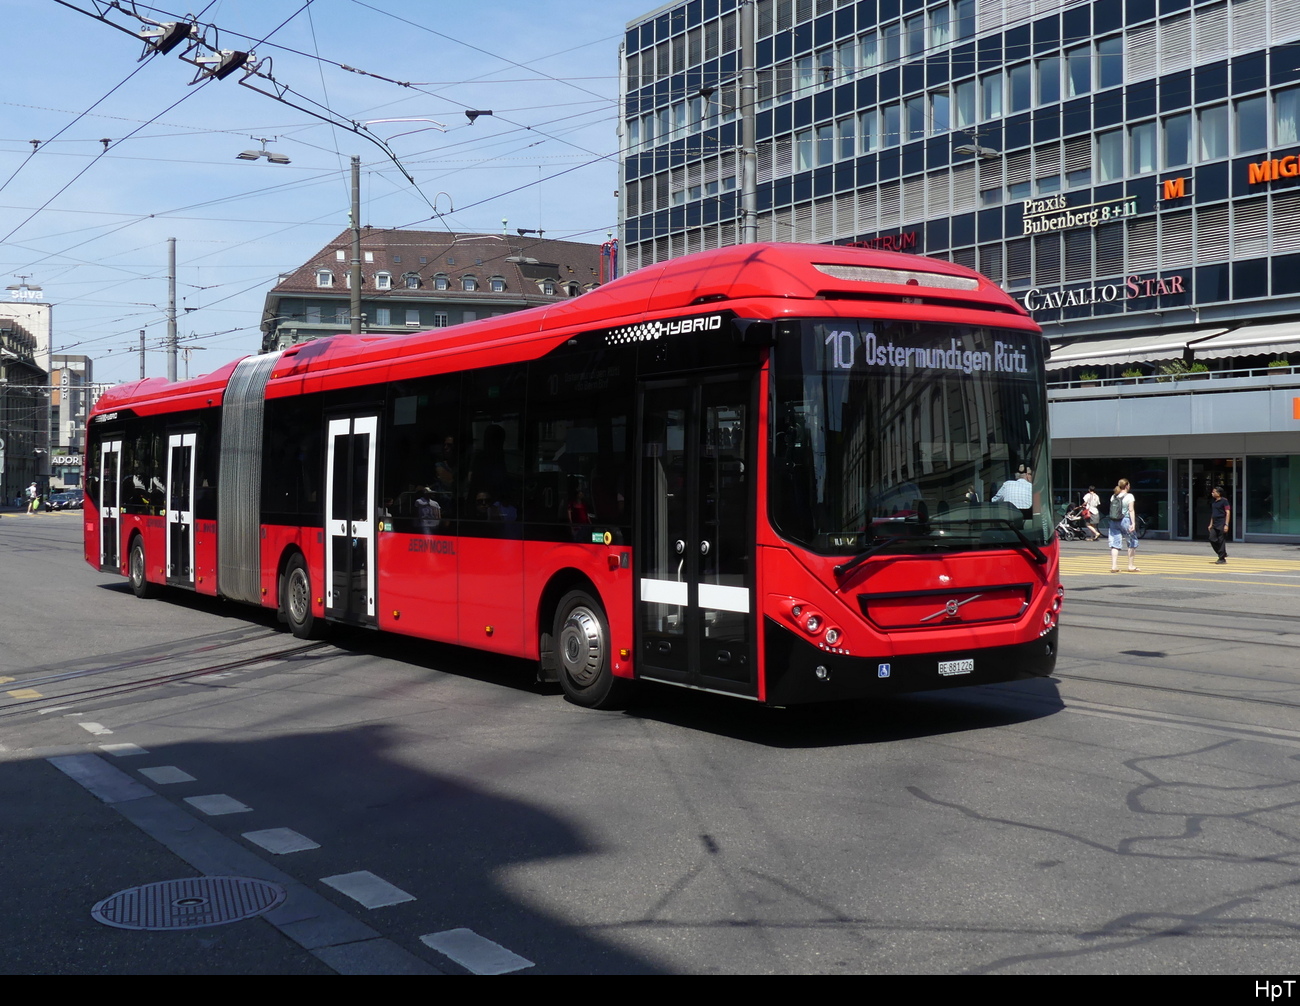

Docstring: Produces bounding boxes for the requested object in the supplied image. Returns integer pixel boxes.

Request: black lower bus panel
[762,617,1058,706]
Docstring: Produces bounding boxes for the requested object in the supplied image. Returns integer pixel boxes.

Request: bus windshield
[770,318,1051,555]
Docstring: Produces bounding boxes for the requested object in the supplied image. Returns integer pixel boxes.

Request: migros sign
[1247,154,1300,184]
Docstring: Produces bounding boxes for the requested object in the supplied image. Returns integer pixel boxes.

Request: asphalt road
[2,511,1298,975]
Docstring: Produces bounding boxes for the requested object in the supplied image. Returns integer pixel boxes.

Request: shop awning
[1045,328,1228,371]
[1187,320,1300,361]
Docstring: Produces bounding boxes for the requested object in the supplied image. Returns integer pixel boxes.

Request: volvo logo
[919,593,983,623]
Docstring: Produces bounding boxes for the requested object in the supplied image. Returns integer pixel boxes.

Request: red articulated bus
[85,242,1060,708]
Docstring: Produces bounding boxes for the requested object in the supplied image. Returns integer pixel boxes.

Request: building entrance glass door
[1175,458,1239,540]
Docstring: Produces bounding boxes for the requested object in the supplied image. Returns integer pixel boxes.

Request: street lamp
[236,138,290,164]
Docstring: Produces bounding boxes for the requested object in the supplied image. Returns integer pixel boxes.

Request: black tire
[128,536,157,599]
[281,554,324,639]
[554,589,626,709]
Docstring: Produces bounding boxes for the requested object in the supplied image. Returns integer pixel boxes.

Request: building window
[955,0,975,41]
[463,311,476,324]
[306,306,321,323]
[930,90,951,133]
[860,109,879,152]
[905,96,926,141]
[795,55,815,95]
[406,309,421,327]
[335,307,349,326]
[489,276,506,292]
[434,273,449,291]
[795,128,813,170]
[1163,113,1191,168]
[1235,95,1268,154]
[929,6,951,48]
[1097,129,1123,181]
[882,22,901,65]
[836,116,856,159]
[1037,56,1060,105]
[904,14,925,58]
[1130,121,1156,174]
[883,104,901,147]
[816,123,835,164]
[1097,36,1123,90]
[541,281,556,296]
[628,117,641,151]
[981,71,1003,121]
[462,276,478,292]
[860,31,878,71]
[1279,87,1300,145]
[1199,104,1229,160]
[375,308,391,326]
[816,49,835,88]
[954,79,975,129]
[433,312,449,327]
[405,273,421,289]
[1008,63,1031,113]
[335,250,345,261]
[364,251,374,263]
[836,39,856,80]
[1065,45,1091,98]
[392,255,401,264]
[316,270,333,287]
[375,271,392,290]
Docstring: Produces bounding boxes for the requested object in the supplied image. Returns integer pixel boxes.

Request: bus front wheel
[282,554,324,640]
[128,537,157,599]
[554,590,626,709]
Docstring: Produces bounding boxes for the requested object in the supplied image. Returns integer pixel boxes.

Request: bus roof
[92,243,1035,414]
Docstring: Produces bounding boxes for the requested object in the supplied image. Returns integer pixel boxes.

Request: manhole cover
[91,877,286,930]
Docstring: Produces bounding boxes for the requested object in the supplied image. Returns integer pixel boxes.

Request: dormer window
[489,276,505,293]
[541,280,556,296]
[316,269,333,287]
[403,272,421,289]
[375,271,392,290]
[462,275,478,292]
[434,273,449,291]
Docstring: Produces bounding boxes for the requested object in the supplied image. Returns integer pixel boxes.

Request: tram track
[1052,669,1300,711]
[0,640,331,717]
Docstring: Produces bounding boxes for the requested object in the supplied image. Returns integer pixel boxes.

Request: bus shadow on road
[622,676,1065,749]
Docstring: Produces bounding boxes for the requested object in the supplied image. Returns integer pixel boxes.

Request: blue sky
[1,0,651,383]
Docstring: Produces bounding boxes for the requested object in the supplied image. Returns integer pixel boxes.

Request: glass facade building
[617,0,1300,541]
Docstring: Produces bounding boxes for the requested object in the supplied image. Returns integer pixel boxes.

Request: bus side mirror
[732,319,775,348]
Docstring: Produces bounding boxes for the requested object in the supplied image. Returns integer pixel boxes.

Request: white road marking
[420,929,534,974]
[242,827,320,855]
[138,765,195,784]
[100,743,147,757]
[320,871,415,908]
[38,706,73,714]
[183,793,252,815]
[78,722,112,736]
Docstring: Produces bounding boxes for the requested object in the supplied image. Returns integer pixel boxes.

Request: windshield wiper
[833,531,931,579]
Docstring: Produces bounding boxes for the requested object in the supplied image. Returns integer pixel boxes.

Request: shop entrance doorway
[1175,458,1240,541]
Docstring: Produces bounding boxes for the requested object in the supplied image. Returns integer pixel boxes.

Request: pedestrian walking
[25,481,39,514]
[1082,485,1102,541]
[1209,485,1231,564]
[1107,478,1139,572]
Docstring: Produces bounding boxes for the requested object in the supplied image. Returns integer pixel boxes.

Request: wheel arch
[536,568,602,682]
[274,544,306,622]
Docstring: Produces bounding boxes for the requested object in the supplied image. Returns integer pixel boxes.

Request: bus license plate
[938,658,974,677]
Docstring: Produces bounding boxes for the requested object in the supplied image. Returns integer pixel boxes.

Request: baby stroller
[1054,504,1092,541]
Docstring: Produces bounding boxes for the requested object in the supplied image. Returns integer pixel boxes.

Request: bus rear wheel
[554,589,626,709]
[281,554,324,639]
[128,537,157,599]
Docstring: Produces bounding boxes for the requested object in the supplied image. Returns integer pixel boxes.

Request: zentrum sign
[848,230,918,252]
[1020,273,1186,312]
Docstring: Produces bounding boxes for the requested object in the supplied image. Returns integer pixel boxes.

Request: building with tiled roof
[260,229,607,352]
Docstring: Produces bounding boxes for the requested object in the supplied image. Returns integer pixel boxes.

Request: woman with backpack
[1108,478,1139,572]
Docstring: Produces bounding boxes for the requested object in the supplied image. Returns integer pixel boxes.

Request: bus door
[165,431,196,586]
[325,415,378,625]
[637,377,754,695]
[99,438,122,569]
